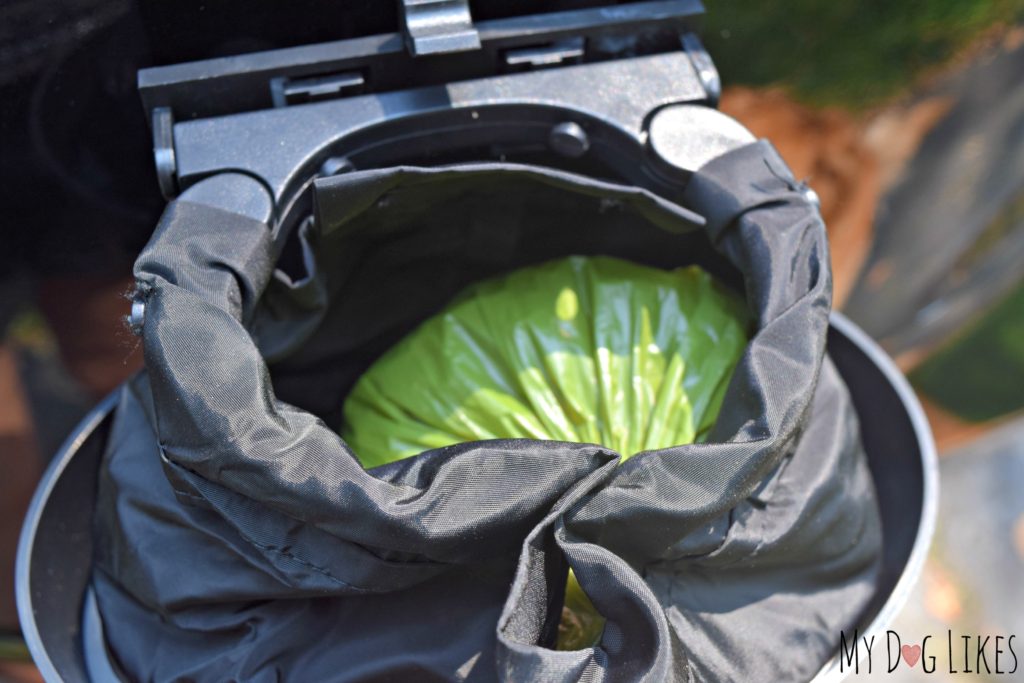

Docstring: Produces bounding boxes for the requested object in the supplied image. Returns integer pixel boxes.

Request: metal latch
[399,0,481,57]
[270,71,366,107]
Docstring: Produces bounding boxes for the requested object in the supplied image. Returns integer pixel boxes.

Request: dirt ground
[719,86,958,311]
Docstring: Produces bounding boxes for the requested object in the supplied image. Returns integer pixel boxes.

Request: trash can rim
[16,314,938,682]
[809,312,939,682]
[15,392,119,683]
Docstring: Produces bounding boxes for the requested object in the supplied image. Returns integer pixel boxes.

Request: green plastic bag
[341,255,750,649]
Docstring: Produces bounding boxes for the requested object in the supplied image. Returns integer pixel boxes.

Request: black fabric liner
[91,141,882,682]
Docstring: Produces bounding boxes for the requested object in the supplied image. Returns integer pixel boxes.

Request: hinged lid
[139,0,706,121]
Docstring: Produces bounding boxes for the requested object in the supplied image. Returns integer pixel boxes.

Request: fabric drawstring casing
[92,141,882,682]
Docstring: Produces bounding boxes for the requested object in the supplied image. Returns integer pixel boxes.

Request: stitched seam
[171,488,370,592]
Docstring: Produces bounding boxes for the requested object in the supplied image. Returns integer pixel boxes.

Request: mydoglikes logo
[840,630,1018,675]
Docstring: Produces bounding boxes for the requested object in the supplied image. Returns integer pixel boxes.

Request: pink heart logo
[901,644,921,668]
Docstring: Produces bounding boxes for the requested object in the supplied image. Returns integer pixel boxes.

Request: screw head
[803,185,821,209]
[549,122,590,158]
[128,297,146,334]
[319,156,354,177]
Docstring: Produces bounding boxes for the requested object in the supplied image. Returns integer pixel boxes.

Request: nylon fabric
[91,142,881,682]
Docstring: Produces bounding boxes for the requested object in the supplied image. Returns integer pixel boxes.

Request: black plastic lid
[139,0,680,65]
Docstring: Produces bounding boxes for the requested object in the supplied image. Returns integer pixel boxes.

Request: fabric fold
[93,146,881,682]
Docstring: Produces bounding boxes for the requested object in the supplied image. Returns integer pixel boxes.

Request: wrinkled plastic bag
[343,256,749,466]
[342,255,750,648]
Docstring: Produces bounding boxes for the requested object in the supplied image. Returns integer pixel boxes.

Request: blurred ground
[858,417,1024,681]
[720,26,1024,444]
[713,16,1024,681]
[0,277,136,683]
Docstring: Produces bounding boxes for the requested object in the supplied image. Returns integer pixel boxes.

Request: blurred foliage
[0,636,30,661]
[702,0,1024,108]
[910,281,1024,422]
[4,308,56,353]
